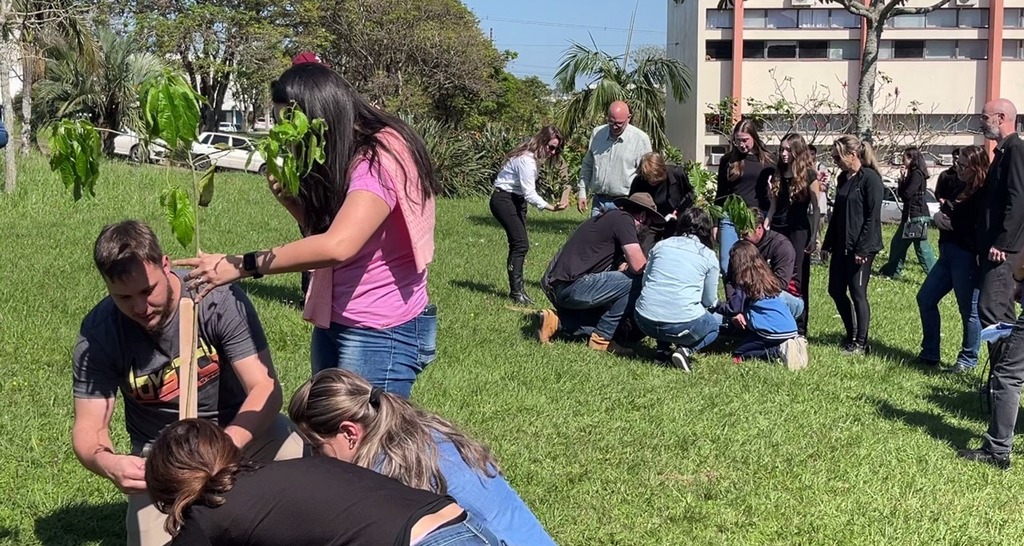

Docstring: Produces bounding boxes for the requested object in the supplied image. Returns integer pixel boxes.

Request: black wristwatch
[242,252,263,279]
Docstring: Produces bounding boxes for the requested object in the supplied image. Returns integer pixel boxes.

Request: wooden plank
[178,297,198,419]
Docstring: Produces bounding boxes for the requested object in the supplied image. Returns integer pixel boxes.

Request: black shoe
[918,357,940,368]
[842,341,870,356]
[670,348,693,372]
[507,267,535,306]
[654,349,672,365]
[510,291,535,306]
[957,448,1011,470]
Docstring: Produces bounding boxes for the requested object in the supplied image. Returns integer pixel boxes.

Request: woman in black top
[145,419,502,546]
[822,135,884,355]
[878,147,937,277]
[715,118,774,274]
[916,145,989,372]
[630,151,695,253]
[767,133,821,336]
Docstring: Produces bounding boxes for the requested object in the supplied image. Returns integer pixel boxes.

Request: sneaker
[781,336,809,371]
[654,349,672,365]
[670,348,692,372]
[945,362,977,374]
[587,333,634,356]
[536,309,560,344]
[957,448,1010,470]
[842,341,869,356]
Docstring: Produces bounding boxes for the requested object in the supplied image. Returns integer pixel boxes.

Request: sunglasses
[547,144,561,153]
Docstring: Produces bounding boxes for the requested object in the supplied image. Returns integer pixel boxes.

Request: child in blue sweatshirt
[728,241,808,370]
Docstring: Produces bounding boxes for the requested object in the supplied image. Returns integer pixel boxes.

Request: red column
[731,2,744,123]
[987,1,1004,155]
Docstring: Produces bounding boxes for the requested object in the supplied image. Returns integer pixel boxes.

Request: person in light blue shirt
[635,208,721,372]
[290,368,557,546]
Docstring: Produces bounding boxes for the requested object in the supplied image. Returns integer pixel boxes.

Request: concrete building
[667,0,1023,169]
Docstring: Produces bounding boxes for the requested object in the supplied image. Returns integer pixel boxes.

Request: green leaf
[160,187,196,248]
[249,102,328,198]
[198,166,215,207]
[48,119,102,201]
[141,69,202,150]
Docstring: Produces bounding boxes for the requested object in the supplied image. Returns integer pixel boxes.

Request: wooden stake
[558,185,571,208]
[178,297,198,419]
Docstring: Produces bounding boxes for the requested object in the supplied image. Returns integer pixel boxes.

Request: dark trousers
[828,251,875,344]
[982,310,1024,455]
[489,189,529,289]
[552,271,642,342]
[978,253,1018,328]
[779,226,812,335]
[733,336,785,361]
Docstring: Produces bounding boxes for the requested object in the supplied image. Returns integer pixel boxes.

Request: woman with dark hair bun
[634,208,721,372]
[879,146,937,277]
[176,62,440,399]
[145,419,503,545]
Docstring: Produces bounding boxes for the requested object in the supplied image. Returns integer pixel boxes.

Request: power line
[480,15,665,34]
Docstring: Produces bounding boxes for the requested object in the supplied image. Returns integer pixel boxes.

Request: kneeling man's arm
[623,243,647,274]
[72,397,147,494]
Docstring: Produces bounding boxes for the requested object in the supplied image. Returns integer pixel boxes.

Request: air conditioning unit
[709,152,724,166]
[953,0,978,6]
[791,0,815,6]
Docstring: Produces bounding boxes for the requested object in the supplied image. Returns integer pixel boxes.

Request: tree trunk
[19,43,31,155]
[1,0,17,192]
[855,21,883,143]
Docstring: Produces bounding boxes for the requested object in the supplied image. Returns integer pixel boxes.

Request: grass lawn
[2,152,1023,545]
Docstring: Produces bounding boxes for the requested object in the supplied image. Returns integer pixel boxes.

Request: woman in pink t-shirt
[177,62,439,399]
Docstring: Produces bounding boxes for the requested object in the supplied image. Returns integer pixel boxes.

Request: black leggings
[828,252,874,344]
[489,189,529,278]
[781,226,812,335]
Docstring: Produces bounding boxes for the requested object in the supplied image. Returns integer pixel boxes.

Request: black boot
[508,260,535,306]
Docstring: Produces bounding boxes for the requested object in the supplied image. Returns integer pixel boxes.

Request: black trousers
[978,253,1018,328]
[982,310,1024,455]
[779,226,812,336]
[828,251,875,344]
[489,189,529,284]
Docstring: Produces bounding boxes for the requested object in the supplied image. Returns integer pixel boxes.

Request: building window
[924,40,955,59]
[958,9,988,28]
[1004,40,1021,60]
[706,40,733,60]
[766,41,797,59]
[798,9,829,29]
[1006,8,1023,28]
[830,9,860,29]
[957,40,987,60]
[890,13,925,28]
[743,9,766,29]
[706,9,733,29]
[877,40,894,60]
[828,40,860,60]
[744,40,766,59]
[893,40,925,59]
[800,40,828,59]
[766,9,798,29]
[925,10,957,28]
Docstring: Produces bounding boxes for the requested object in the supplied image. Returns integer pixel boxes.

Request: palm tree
[553,41,691,152]
[34,28,164,153]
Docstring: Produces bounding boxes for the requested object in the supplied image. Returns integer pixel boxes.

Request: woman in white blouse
[490,126,568,305]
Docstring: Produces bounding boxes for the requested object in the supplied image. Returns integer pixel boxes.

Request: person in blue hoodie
[727,241,808,370]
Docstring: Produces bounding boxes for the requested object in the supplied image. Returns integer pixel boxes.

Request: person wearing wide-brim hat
[536,192,662,355]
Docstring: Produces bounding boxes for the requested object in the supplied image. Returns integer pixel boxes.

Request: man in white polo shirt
[576,100,653,217]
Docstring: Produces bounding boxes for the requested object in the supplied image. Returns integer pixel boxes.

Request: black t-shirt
[171,457,456,546]
[771,169,817,231]
[715,154,774,211]
[548,210,639,284]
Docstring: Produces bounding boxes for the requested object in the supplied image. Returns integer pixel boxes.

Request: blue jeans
[916,242,981,368]
[553,271,642,341]
[636,312,722,353]
[590,194,619,217]
[417,512,505,546]
[779,291,805,321]
[310,304,438,399]
[733,336,785,361]
[718,216,740,274]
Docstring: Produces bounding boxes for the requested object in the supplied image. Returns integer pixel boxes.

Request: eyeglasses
[547,144,561,153]
[981,112,1004,122]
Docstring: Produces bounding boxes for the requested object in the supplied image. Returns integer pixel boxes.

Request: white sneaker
[782,336,809,371]
[670,348,692,372]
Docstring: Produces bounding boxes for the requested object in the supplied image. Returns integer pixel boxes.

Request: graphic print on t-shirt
[127,342,220,404]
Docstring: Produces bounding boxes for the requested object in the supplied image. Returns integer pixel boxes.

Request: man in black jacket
[959,98,1024,469]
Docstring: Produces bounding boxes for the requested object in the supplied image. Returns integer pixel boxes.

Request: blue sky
[461,0,667,86]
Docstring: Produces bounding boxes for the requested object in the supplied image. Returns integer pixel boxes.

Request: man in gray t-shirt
[70,220,304,546]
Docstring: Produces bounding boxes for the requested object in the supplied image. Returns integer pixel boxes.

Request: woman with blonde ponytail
[289,368,556,546]
[145,419,503,545]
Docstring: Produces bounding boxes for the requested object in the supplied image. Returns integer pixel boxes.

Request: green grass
[1,152,1021,545]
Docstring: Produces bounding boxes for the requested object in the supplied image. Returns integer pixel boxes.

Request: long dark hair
[271,63,440,235]
[146,419,250,536]
[772,133,816,203]
[954,145,989,203]
[727,118,771,181]
[903,147,930,179]
[504,125,563,167]
[675,208,714,249]
[729,240,781,300]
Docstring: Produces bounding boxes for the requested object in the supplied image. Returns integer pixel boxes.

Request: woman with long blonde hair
[916,145,990,372]
[766,133,821,336]
[288,369,557,546]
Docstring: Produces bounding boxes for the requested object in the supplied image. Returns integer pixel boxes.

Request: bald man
[577,100,653,217]
[959,98,1024,469]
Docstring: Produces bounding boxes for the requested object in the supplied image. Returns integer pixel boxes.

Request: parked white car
[881,179,941,224]
[217,122,241,133]
[111,129,167,164]
[192,132,267,174]
[252,117,273,131]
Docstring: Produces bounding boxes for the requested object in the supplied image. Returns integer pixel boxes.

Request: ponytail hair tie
[369,387,383,409]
